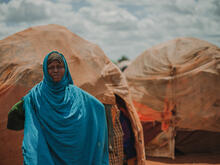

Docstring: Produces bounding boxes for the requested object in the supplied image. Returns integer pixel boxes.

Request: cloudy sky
[0,0,219,61]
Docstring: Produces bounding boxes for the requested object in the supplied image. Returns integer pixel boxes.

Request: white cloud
[1,0,48,23]
[0,0,220,61]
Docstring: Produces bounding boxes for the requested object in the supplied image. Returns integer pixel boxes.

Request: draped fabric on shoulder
[22,51,109,165]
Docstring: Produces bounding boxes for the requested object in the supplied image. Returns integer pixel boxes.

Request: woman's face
[47,60,65,82]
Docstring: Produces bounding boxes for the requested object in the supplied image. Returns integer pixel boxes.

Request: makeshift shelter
[0,24,145,165]
[124,37,220,158]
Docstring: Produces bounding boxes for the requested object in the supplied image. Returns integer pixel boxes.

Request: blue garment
[22,51,109,165]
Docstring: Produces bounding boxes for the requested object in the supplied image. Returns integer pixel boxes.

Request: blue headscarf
[22,51,109,165]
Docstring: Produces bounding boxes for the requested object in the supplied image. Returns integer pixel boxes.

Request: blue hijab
[22,51,109,165]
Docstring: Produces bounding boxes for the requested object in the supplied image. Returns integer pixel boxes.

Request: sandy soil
[146,153,220,165]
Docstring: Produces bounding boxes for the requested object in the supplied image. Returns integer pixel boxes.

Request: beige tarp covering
[0,24,145,165]
[124,37,220,158]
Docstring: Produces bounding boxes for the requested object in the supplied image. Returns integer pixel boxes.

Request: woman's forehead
[47,53,64,65]
[48,60,64,65]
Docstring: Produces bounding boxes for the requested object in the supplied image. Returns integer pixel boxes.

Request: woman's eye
[48,65,64,70]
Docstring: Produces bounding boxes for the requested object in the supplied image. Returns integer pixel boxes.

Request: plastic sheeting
[0,24,145,165]
[124,37,220,158]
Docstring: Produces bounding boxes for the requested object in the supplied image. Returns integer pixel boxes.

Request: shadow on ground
[147,153,220,164]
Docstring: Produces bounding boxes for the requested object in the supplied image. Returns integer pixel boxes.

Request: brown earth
[146,153,220,165]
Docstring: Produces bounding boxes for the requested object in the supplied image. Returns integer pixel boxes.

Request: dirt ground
[146,153,220,165]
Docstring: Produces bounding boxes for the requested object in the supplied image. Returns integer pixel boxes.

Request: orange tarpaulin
[133,100,173,131]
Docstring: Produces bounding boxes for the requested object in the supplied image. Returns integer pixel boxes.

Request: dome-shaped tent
[124,37,220,158]
[0,24,145,165]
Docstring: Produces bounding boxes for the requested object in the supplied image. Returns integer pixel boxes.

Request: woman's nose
[54,67,58,72]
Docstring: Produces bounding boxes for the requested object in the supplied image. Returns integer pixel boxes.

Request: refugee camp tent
[0,24,145,165]
[124,37,220,158]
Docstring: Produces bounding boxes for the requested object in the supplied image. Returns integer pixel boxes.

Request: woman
[7,51,109,165]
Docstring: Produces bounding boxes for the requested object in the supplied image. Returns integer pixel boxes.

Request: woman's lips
[52,75,61,79]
